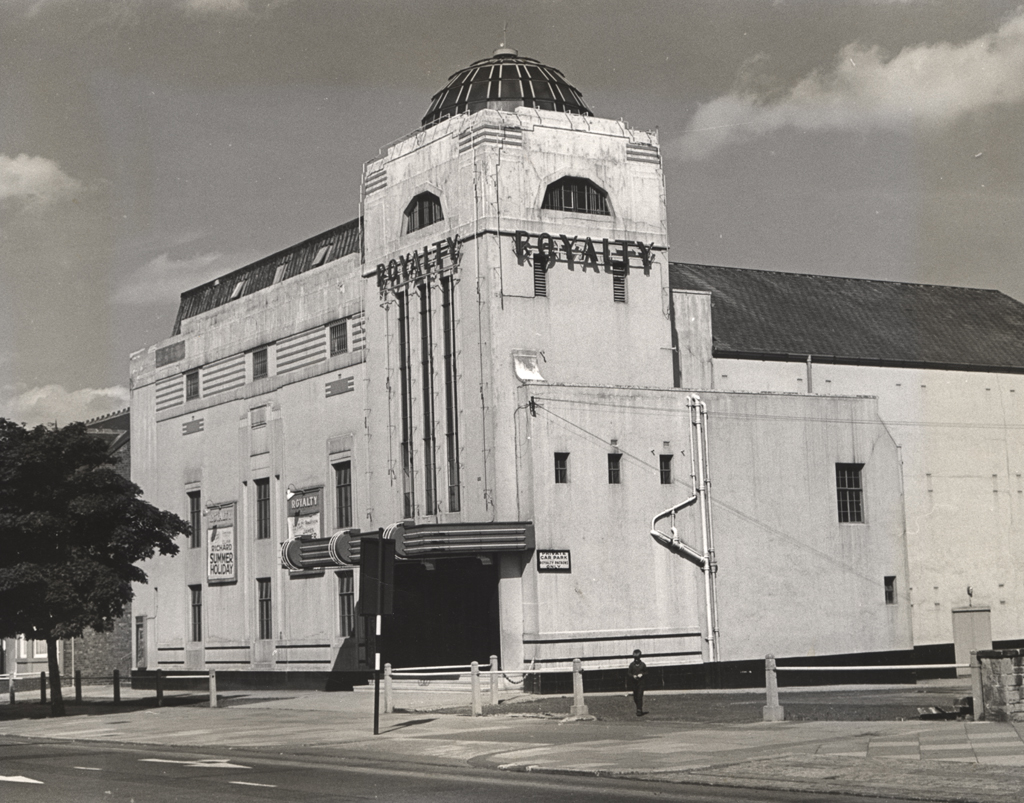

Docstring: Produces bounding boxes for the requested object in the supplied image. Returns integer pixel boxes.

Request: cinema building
[130,49,1024,684]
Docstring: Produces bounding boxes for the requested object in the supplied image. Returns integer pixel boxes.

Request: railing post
[155,669,163,707]
[970,650,984,721]
[489,654,500,706]
[8,677,14,705]
[570,658,589,718]
[208,669,217,708]
[40,671,47,704]
[763,655,785,722]
[75,669,82,703]
[384,663,393,714]
[471,661,482,716]
[113,669,121,704]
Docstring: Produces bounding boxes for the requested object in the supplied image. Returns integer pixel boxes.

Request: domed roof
[422,48,592,128]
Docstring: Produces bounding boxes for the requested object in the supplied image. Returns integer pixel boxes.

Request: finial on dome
[493,46,518,57]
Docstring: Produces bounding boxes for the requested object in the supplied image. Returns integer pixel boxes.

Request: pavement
[3,682,1024,802]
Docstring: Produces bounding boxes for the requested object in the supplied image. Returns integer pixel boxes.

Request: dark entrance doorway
[385,557,500,669]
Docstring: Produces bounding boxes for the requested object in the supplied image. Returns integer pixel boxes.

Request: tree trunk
[46,636,65,717]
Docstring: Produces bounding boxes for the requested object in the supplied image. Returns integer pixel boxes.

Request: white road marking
[0,775,44,784]
[229,781,277,787]
[74,767,102,771]
[140,758,251,769]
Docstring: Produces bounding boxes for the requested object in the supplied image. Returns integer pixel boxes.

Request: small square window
[330,321,348,356]
[607,453,622,484]
[185,369,200,401]
[659,454,673,485]
[884,576,897,605]
[252,348,268,380]
[836,463,864,523]
[554,452,569,484]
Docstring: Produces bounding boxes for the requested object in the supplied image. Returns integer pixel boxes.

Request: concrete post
[570,658,589,718]
[209,669,218,708]
[763,655,785,722]
[40,672,46,704]
[489,654,499,706]
[113,669,120,704]
[75,669,82,703]
[8,678,13,705]
[155,669,163,707]
[384,663,393,714]
[471,661,482,716]
[970,650,984,720]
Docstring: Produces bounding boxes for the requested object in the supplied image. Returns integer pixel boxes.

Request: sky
[1,0,1023,427]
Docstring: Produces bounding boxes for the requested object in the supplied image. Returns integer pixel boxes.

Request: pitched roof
[669,263,1024,373]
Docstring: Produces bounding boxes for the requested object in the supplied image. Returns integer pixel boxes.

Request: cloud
[114,251,232,306]
[675,9,1024,159]
[0,153,82,208]
[0,383,130,428]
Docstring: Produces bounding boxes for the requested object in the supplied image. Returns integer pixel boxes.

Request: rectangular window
[188,490,202,549]
[884,576,897,605]
[189,585,202,642]
[659,454,673,485]
[255,478,271,540]
[334,461,352,529]
[836,463,864,523]
[441,275,461,512]
[257,578,272,640]
[419,283,437,515]
[252,348,268,380]
[329,321,348,356]
[185,369,200,401]
[532,253,547,297]
[554,452,569,484]
[337,571,355,638]
[33,639,47,658]
[397,291,415,517]
[607,453,622,484]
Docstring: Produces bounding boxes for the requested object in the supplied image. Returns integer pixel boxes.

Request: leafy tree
[0,418,186,716]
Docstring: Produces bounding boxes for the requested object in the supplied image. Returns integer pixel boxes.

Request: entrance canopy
[281,520,534,571]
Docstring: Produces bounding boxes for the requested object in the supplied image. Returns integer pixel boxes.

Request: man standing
[628,649,647,716]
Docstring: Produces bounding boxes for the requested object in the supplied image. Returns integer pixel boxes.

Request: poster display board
[287,487,323,541]
[207,502,237,584]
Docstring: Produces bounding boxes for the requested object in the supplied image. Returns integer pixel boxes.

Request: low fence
[1,669,222,709]
[762,653,974,722]
[384,657,591,717]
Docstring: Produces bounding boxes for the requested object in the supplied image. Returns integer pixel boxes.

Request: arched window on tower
[405,192,444,234]
[541,177,610,215]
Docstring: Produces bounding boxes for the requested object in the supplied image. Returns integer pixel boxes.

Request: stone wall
[978,648,1024,721]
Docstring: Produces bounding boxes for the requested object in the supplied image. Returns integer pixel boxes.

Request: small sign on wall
[537,549,571,573]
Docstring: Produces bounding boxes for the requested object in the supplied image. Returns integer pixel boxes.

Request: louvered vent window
[533,253,547,297]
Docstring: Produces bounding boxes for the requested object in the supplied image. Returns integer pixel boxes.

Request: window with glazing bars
[252,348,268,379]
[659,454,673,485]
[257,578,272,640]
[334,461,352,529]
[607,453,622,484]
[884,576,897,605]
[554,452,569,484]
[185,369,200,401]
[541,177,610,215]
[188,490,202,549]
[337,571,355,638]
[255,478,271,539]
[532,252,547,297]
[189,585,202,642]
[836,463,864,523]
[405,192,444,233]
[329,321,348,356]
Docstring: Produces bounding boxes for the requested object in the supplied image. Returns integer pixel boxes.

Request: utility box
[952,606,992,676]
